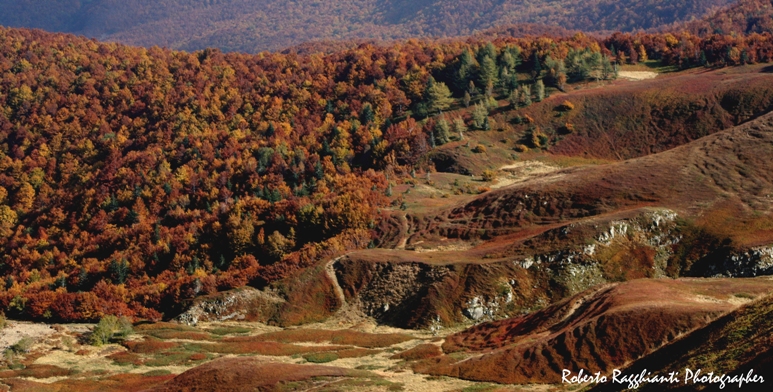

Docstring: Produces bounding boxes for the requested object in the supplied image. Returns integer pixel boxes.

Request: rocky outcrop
[175,287,285,326]
[707,246,773,277]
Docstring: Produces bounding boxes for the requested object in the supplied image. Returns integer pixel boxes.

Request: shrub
[538,134,550,147]
[561,123,575,134]
[0,312,6,329]
[472,103,488,129]
[90,315,133,346]
[481,169,497,182]
[472,144,487,153]
[11,337,34,354]
[558,100,575,111]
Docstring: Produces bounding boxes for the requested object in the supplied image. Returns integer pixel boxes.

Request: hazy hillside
[686,0,773,35]
[0,0,735,52]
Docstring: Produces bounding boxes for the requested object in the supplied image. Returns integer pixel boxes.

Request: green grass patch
[303,352,339,363]
[143,369,172,376]
[208,326,252,336]
[144,330,214,341]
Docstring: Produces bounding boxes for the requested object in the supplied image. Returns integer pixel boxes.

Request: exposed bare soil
[617,71,658,80]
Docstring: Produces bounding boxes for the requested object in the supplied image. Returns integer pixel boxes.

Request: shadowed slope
[591,288,773,391]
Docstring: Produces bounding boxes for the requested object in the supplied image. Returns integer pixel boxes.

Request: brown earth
[411,278,773,384]
[591,284,773,391]
[150,357,371,392]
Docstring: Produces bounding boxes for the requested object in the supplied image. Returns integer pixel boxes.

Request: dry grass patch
[241,328,413,348]
[186,340,344,356]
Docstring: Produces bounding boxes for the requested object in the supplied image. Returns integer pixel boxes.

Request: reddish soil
[1,373,175,392]
[244,328,413,348]
[412,278,773,384]
[150,357,366,392]
[592,292,773,391]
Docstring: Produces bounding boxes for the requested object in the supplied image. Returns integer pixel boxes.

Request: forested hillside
[686,0,773,35]
[0,24,771,321]
[0,0,735,52]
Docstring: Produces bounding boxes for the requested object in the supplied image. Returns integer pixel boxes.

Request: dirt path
[325,256,347,306]
[618,71,658,80]
[396,213,409,249]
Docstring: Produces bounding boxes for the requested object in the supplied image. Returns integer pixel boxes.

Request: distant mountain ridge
[0,0,736,52]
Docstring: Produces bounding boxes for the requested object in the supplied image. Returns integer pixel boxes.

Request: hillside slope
[411,278,773,384]
[591,290,773,391]
[0,0,735,52]
[686,0,773,35]
[423,108,773,246]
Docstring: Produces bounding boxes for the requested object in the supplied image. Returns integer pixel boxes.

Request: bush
[472,144,487,153]
[11,337,34,354]
[558,100,575,111]
[481,169,497,182]
[0,312,6,329]
[91,315,133,346]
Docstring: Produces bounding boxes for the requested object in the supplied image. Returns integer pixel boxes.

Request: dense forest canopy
[0,0,736,52]
[0,20,771,321]
[686,0,773,35]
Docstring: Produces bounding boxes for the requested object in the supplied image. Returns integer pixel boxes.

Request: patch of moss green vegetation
[208,326,252,336]
[303,352,339,363]
[143,369,172,376]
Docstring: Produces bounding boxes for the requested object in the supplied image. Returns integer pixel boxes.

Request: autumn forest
[0,12,771,324]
